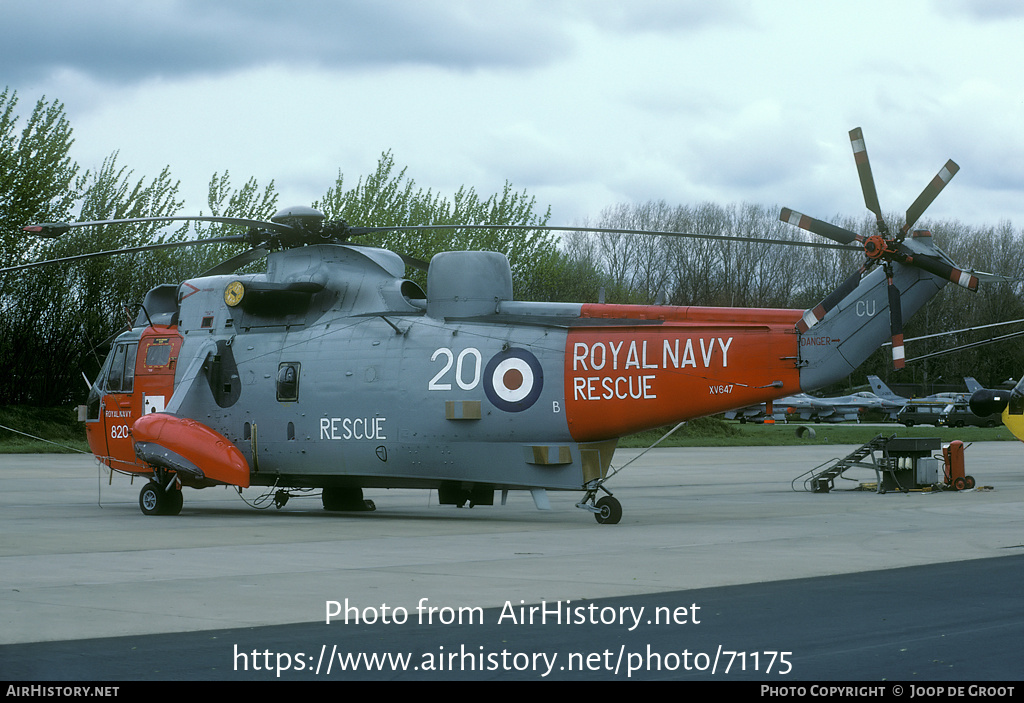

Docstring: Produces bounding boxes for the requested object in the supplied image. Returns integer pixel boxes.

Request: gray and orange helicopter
[4,129,989,522]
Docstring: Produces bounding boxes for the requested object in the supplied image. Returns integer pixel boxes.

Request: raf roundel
[484,348,544,412]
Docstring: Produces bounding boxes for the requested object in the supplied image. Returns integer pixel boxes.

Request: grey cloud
[934,0,1024,20]
[561,0,752,33]
[3,0,574,85]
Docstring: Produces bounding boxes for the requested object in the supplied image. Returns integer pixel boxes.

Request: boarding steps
[792,434,895,493]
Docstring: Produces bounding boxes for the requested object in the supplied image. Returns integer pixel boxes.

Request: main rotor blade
[779,208,863,246]
[341,240,429,271]
[0,235,247,274]
[23,214,295,238]
[354,223,860,251]
[908,327,1024,364]
[849,127,884,225]
[396,252,430,271]
[901,159,959,235]
[200,247,270,277]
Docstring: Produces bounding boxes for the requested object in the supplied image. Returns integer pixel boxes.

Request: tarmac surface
[2,440,1023,681]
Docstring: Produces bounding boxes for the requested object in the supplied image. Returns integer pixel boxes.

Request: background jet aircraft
[868,375,983,404]
[725,389,895,423]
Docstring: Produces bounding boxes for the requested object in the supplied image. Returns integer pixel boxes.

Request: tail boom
[564,305,802,441]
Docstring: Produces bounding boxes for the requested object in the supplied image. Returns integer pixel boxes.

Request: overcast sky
[5,0,1024,232]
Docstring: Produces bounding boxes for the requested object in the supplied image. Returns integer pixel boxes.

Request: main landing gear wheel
[594,496,622,525]
[139,481,183,515]
[322,486,376,512]
[577,481,623,524]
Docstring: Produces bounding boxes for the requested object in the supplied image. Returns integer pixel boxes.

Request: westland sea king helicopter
[7,129,995,523]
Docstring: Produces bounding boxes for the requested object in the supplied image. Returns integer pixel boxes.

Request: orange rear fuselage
[564,304,802,441]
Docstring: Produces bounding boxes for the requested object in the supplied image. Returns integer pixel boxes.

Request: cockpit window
[104,343,138,393]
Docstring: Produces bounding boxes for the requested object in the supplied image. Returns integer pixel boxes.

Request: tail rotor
[781,128,976,369]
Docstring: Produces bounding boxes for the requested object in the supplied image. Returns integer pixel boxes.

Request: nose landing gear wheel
[140,482,166,515]
[139,481,183,515]
[164,488,184,515]
[594,496,622,525]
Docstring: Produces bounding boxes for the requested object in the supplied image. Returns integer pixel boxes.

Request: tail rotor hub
[862,234,891,261]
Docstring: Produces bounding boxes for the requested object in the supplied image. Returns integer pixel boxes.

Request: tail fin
[796,260,946,391]
[964,377,983,393]
[867,375,905,402]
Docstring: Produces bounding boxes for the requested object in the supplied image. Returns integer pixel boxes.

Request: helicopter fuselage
[84,244,810,495]
[82,238,946,518]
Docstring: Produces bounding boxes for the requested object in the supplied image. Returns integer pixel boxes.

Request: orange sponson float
[132,412,250,488]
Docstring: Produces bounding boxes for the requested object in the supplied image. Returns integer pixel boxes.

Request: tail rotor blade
[849,127,885,225]
[796,264,868,332]
[885,265,906,369]
[902,159,960,235]
[780,208,863,245]
[907,250,979,291]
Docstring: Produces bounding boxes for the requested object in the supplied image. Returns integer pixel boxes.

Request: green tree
[0,88,83,404]
[168,170,279,279]
[314,151,559,297]
[0,88,81,263]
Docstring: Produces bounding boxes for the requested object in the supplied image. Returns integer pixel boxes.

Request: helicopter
[6,128,991,523]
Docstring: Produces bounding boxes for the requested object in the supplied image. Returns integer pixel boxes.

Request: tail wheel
[594,496,622,525]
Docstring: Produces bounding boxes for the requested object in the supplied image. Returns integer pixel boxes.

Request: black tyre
[594,496,622,525]
[139,482,166,516]
[323,486,375,511]
[164,488,184,516]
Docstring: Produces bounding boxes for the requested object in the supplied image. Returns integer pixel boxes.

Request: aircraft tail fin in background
[867,375,905,402]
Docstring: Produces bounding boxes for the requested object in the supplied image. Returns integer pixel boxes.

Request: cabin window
[277,362,300,402]
[145,339,172,367]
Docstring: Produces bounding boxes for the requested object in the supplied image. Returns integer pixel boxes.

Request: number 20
[429,347,482,391]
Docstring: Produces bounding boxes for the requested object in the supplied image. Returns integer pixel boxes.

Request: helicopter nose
[969,389,1008,417]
